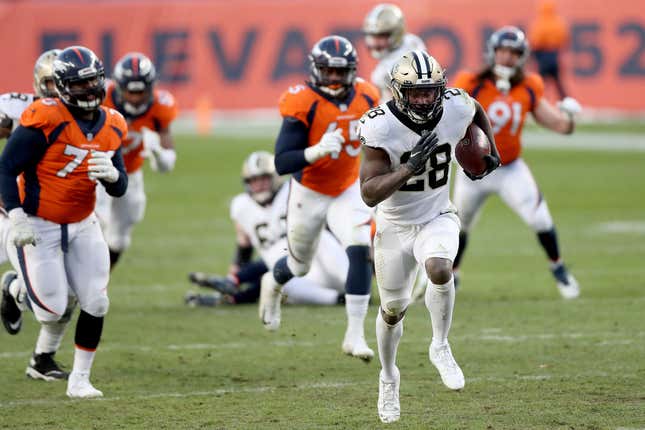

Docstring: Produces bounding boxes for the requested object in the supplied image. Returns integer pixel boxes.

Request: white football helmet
[241,151,281,205]
[390,50,446,124]
[33,49,62,98]
[362,4,405,59]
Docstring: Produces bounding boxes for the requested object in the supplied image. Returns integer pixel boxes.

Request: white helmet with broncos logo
[389,50,446,124]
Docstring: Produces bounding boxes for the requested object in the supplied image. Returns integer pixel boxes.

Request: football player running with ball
[451,26,582,299]
[260,36,380,361]
[0,46,128,398]
[358,50,499,423]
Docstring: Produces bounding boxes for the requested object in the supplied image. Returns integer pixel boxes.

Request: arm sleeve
[101,147,128,197]
[274,116,310,175]
[0,125,48,211]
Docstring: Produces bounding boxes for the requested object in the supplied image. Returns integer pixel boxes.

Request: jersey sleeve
[524,73,545,111]
[357,107,394,161]
[278,86,314,126]
[451,71,478,95]
[152,90,179,130]
[443,88,477,141]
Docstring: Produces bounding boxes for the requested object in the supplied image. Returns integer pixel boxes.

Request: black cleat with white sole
[1,271,21,335]
[26,352,69,381]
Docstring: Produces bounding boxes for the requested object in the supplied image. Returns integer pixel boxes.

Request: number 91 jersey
[452,71,544,165]
[358,89,475,225]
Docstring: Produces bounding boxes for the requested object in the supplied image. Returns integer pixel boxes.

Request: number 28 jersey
[358,89,476,225]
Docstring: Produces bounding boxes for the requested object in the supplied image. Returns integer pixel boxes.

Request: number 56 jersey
[358,89,475,225]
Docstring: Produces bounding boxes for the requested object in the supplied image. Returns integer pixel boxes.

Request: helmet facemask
[390,51,446,124]
[56,71,106,111]
[395,84,444,124]
[113,53,157,116]
[310,64,356,99]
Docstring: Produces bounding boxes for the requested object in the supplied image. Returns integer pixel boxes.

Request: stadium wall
[0,0,643,113]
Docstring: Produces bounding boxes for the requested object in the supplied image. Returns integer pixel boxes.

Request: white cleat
[342,332,374,362]
[66,372,103,399]
[258,273,282,331]
[378,369,400,423]
[557,274,580,300]
[429,343,465,390]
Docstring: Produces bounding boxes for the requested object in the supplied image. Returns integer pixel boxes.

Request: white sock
[376,311,403,382]
[72,347,96,375]
[35,322,68,355]
[345,294,370,338]
[283,279,339,305]
[425,277,455,348]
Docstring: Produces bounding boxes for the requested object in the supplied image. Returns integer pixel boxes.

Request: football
[455,123,491,176]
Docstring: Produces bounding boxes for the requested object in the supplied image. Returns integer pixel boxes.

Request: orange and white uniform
[104,83,178,174]
[0,98,127,321]
[453,71,544,165]
[274,80,379,275]
[451,71,555,234]
[96,83,178,252]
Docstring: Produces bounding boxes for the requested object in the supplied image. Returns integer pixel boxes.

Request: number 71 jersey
[358,89,476,225]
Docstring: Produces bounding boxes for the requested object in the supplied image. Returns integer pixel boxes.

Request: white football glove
[142,127,176,173]
[88,150,119,183]
[557,97,582,115]
[8,208,38,247]
[304,128,344,163]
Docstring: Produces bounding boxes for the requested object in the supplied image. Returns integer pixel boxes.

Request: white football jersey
[0,93,35,132]
[229,182,289,267]
[358,88,476,225]
[370,34,426,101]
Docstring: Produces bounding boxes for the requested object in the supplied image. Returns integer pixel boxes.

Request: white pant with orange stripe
[6,212,110,323]
[285,178,372,276]
[453,158,555,233]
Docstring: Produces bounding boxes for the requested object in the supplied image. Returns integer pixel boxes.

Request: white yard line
[0,371,640,408]
[1,330,642,360]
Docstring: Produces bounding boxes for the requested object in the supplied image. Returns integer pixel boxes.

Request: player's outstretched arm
[360,146,415,207]
[274,117,311,175]
[533,97,580,135]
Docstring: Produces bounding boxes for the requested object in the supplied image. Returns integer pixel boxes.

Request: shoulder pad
[278,85,316,125]
[358,105,391,148]
[19,98,64,130]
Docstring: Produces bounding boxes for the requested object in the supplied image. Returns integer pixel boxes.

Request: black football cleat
[1,270,22,335]
[188,272,238,296]
[26,352,69,381]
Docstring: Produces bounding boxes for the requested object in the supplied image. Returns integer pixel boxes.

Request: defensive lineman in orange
[259,36,380,361]
[0,46,128,398]
[451,26,582,299]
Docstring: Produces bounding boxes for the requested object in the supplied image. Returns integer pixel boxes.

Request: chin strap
[493,65,515,94]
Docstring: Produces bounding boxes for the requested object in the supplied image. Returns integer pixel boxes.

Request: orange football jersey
[104,83,178,173]
[278,79,380,197]
[452,71,544,165]
[18,98,127,224]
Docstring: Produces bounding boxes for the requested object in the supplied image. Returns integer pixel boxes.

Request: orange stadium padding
[0,0,643,111]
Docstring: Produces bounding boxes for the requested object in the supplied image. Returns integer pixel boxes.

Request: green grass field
[1,131,644,429]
